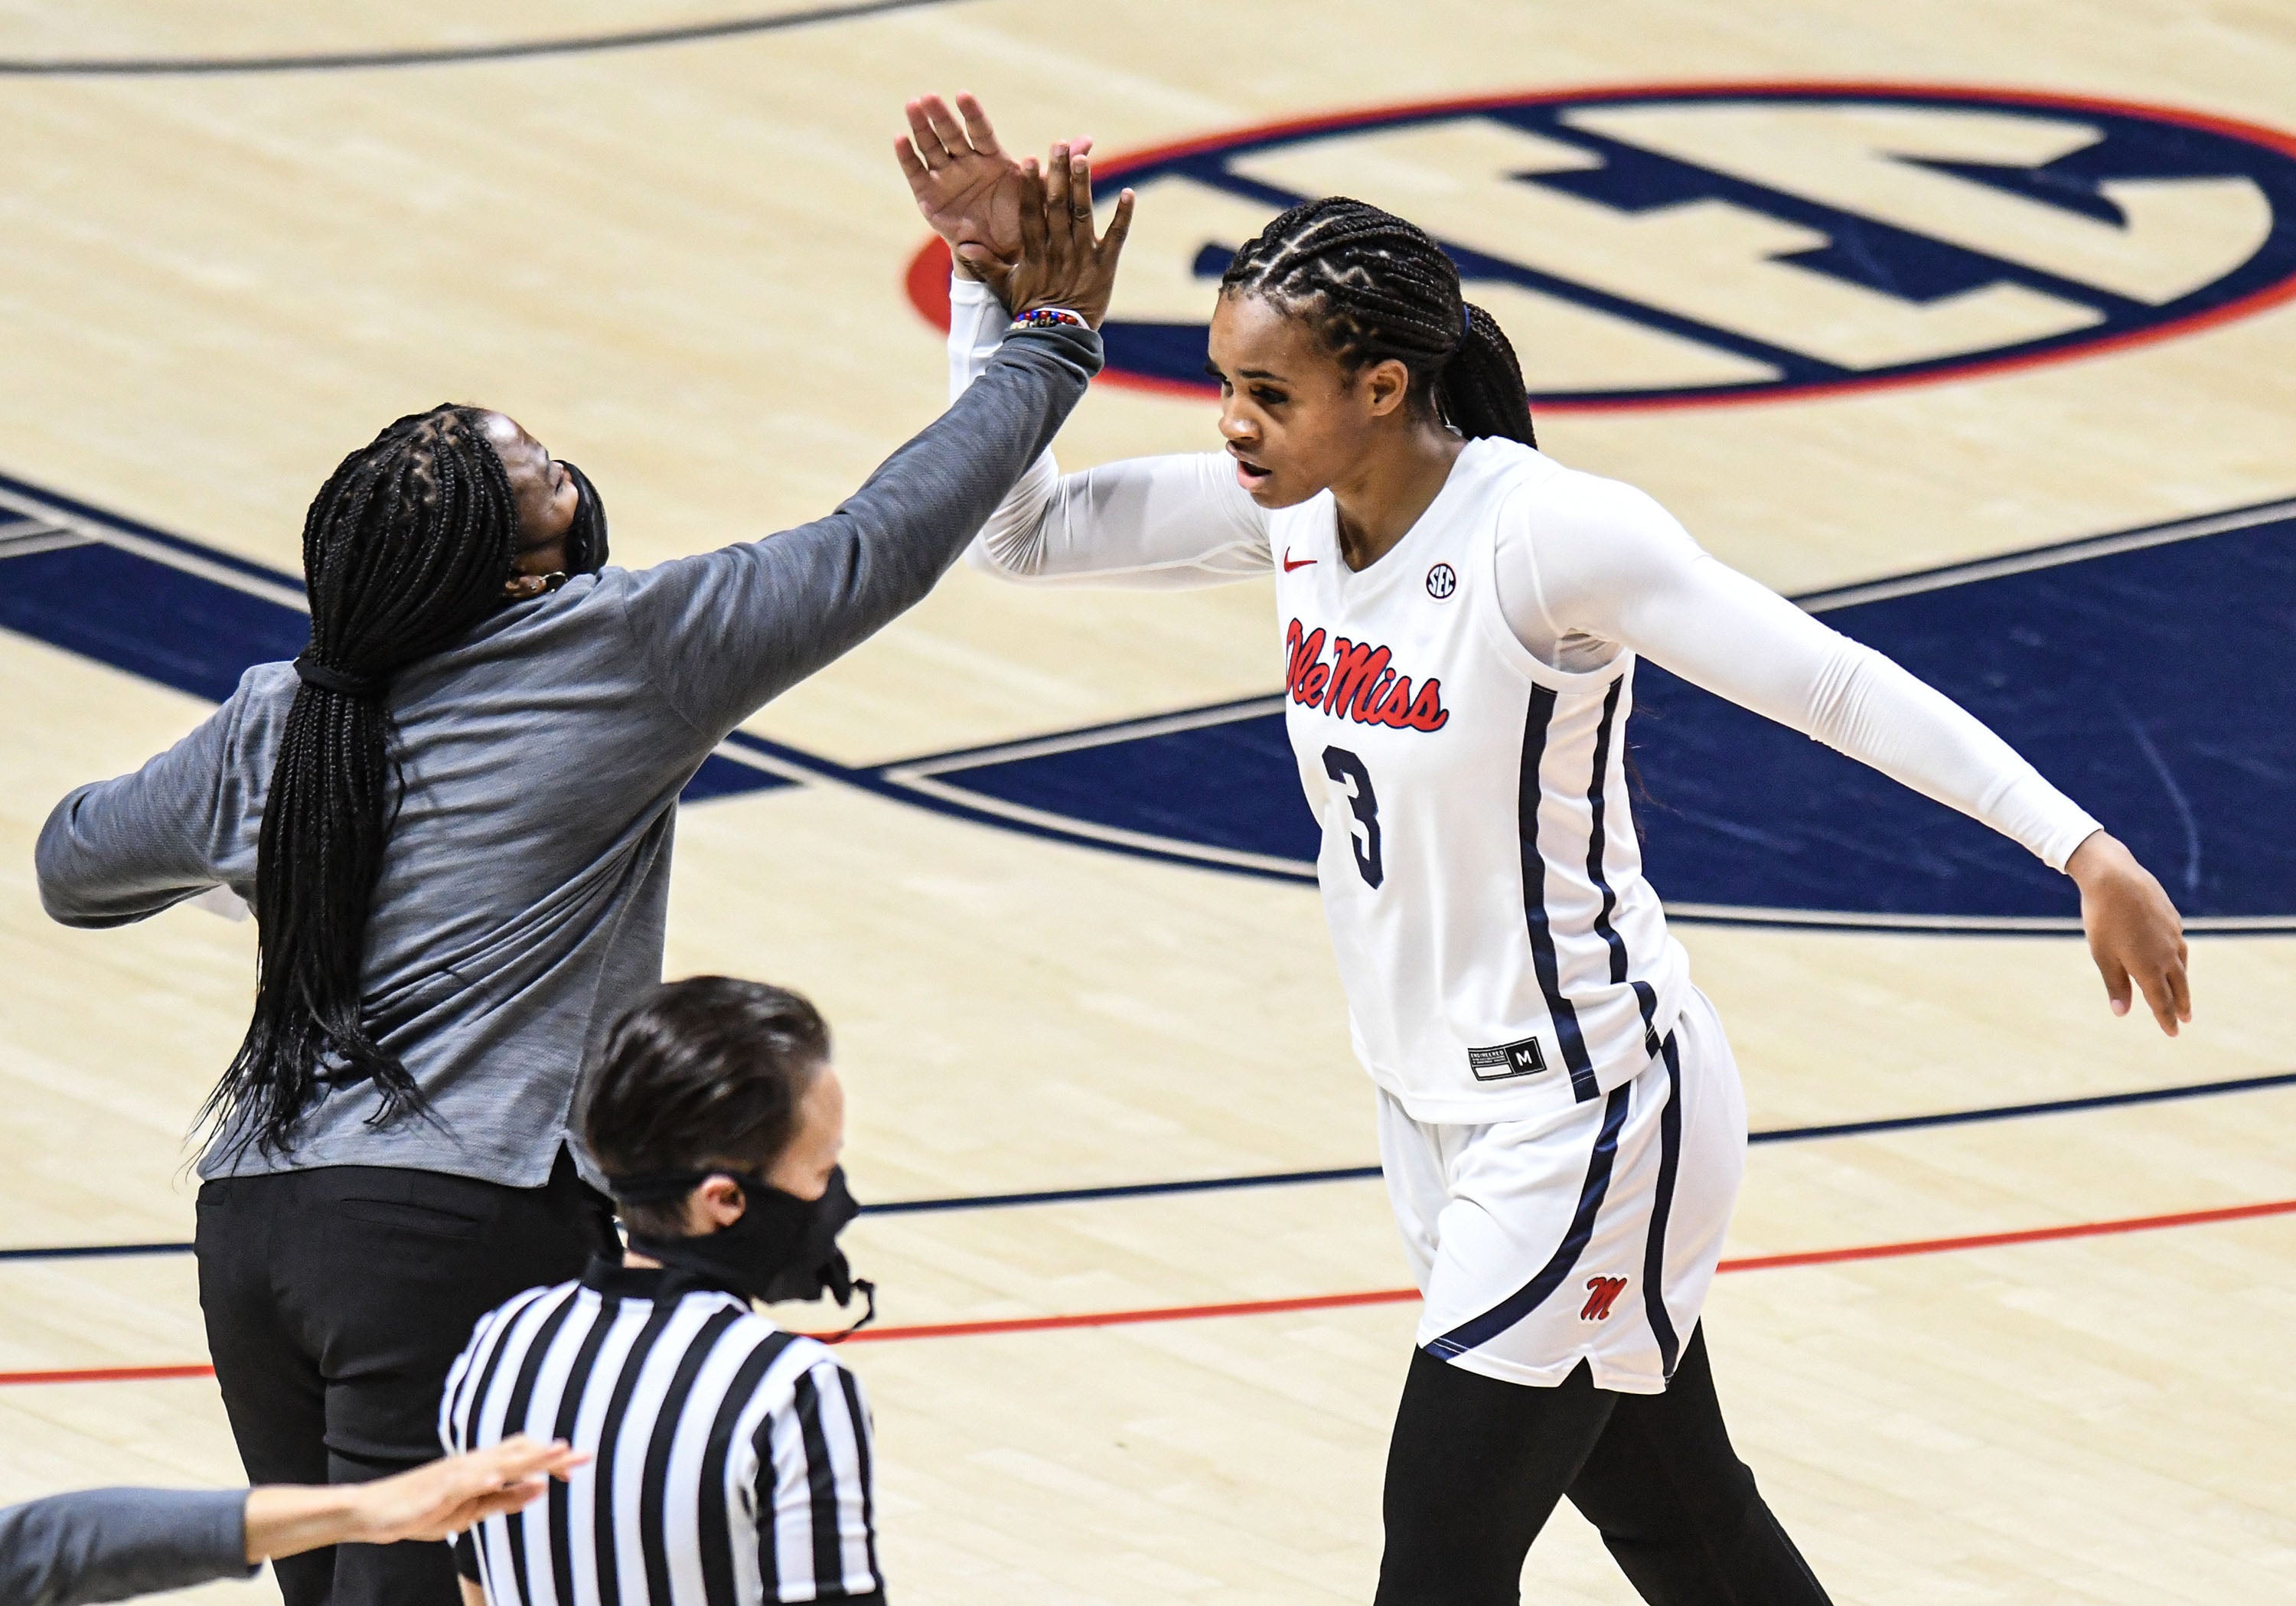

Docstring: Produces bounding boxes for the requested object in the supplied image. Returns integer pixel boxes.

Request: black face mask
[559,460,610,576]
[615,1167,874,1339]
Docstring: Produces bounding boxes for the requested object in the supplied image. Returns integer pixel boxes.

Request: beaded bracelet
[1008,307,1087,331]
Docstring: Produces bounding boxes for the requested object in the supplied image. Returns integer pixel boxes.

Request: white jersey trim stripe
[653,1311,760,1606]
[635,1304,746,1606]
[700,1331,797,1606]
[445,1274,879,1606]
[479,1286,582,1603]
[600,1300,698,1606]
[564,1301,652,1606]
[796,1363,874,1594]
[509,1292,592,1606]
[834,1369,879,1587]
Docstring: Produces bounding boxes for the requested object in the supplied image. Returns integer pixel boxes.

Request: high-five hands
[896,91,1133,328]
[998,141,1133,328]
[896,94,1075,278]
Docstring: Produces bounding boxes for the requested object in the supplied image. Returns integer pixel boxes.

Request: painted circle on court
[906,83,2296,410]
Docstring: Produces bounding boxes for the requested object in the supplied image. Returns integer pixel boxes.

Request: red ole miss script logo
[1581,1276,1629,1322]
[1286,620,1450,731]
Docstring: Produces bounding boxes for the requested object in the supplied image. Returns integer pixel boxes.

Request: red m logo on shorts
[1580,1275,1629,1321]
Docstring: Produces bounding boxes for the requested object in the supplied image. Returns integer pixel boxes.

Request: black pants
[195,1150,615,1606]
[1375,1327,1830,1605]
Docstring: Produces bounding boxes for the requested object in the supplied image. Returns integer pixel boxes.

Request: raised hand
[2067,831,2192,1036]
[994,142,1135,328]
[894,92,1090,282]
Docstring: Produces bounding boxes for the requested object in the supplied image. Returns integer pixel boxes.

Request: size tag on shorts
[1467,1036,1548,1081]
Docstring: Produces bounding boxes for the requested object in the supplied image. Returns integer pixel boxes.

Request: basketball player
[34,158,1127,1606]
[899,94,2191,1604]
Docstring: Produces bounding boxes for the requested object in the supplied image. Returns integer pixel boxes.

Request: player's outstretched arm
[902,90,1274,589]
[1515,476,2192,1036]
[35,674,252,929]
[621,154,1123,739]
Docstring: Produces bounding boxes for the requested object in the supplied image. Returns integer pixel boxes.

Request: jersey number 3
[1322,746,1384,888]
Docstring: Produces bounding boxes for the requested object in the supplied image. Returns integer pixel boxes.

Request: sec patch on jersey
[908,82,2296,410]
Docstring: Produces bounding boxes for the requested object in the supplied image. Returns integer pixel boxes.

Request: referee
[442,977,879,1606]
[34,155,1127,1606]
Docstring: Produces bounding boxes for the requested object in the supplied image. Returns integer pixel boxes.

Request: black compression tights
[1374,1327,1831,1606]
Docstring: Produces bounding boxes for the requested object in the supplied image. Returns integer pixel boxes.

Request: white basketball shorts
[1376,984,1747,1395]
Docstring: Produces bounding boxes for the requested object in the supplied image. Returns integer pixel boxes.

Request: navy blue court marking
[8,474,2295,925]
[0,0,978,76]
[884,1063,2296,1207]
[2,1068,2288,1264]
[0,467,1315,846]
[911,497,2296,929]
[907,84,2296,410]
[1634,504,2296,925]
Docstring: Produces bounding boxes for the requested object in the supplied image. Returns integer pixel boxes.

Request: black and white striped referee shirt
[441,1260,881,1605]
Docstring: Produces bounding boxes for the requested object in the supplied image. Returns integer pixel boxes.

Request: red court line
[0,1363,215,1387]
[1713,1196,2296,1272]
[6,1198,2289,1385]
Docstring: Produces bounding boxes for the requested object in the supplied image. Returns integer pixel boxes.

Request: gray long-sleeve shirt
[0,1488,253,1606]
[35,323,1103,1187]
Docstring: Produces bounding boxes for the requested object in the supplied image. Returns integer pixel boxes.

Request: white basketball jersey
[1271,437,1688,1124]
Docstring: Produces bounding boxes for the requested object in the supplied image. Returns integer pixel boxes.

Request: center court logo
[906,83,2296,409]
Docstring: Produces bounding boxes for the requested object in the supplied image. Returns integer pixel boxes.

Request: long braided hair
[1221,197,1535,446]
[200,405,522,1157]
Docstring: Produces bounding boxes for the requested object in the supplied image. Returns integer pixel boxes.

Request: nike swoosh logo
[1282,550,1316,573]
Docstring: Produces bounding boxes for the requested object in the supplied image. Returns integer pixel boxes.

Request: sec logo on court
[906,83,2296,409]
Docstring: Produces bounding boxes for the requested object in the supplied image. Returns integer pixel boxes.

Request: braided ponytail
[201,405,521,1157]
[1440,302,1536,446]
[1222,197,1536,446]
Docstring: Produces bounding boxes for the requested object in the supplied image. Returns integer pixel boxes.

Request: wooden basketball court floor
[3,2,2294,1600]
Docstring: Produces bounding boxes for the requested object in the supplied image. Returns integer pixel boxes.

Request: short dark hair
[582,976,830,1236]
